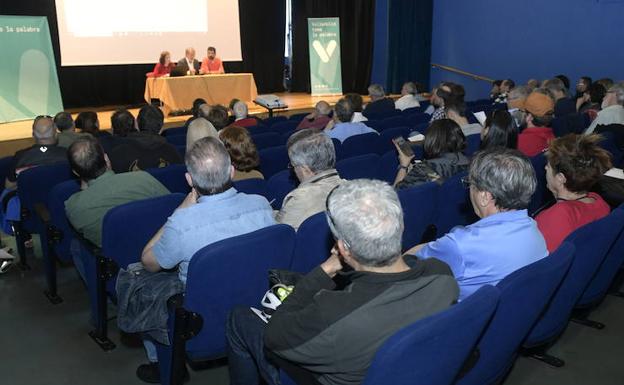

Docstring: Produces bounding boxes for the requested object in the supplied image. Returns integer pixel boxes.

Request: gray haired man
[227,179,458,385]
[585,82,624,134]
[276,129,343,230]
[363,83,396,117]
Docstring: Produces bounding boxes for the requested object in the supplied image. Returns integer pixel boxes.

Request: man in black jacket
[226,179,459,385]
[362,84,396,118]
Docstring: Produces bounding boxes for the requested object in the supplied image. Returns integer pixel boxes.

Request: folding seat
[162,126,187,137]
[528,153,551,216]
[259,145,290,179]
[16,163,74,266]
[411,122,429,135]
[79,193,186,350]
[522,208,624,366]
[336,154,381,180]
[363,109,401,121]
[363,120,383,132]
[379,115,407,131]
[434,171,478,237]
[398,182,439,250]
[266,169,298,209]
[288,112,309,122]
[165,134,186,146]
[405,113,431,129]
[331,138,343,161]
[280,130,296,144]
[276,285,499,385]
[233,178,269,200]
[246,124,271,136]
[262,116,288,127]
[464,134,481,157]
[401,106,423,115]
[147,164,190,194]
[291,212,333,273]
[378,126,411,155]
[38,180,81,304]
[457,242,575,385]
[250,132,284,150]
[174,144,185,157]
[271,120,299,135]
[340,133,383,159]
[155,225,296,384]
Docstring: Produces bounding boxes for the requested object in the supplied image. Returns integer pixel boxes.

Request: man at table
[200,46,225,74]
[177,48,200,75]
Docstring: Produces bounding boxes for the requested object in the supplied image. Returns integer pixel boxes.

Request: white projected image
[55,0,242,65]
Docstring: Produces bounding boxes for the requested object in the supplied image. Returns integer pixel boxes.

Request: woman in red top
[151,51,175,77]
[536,134,612,252]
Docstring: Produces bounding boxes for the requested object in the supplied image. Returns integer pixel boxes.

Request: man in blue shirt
[325,97,378,143]
[138,137,275,382]
[407,148,548,300]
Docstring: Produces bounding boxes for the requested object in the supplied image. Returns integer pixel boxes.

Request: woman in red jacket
[150,51,175,77]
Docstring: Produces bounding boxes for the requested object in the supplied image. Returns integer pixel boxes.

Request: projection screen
[55,0,242,66]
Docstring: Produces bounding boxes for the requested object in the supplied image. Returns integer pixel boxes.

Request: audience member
[65,136,169,251]
[544,78,576,117]
[75,111,103,137]
[394,119,469,189]
[429,83,453,122]
[446,102,482,136]
[555,74,571,92]
[109,105,183,172]
[183,98,207,129]
[575,76,592,99]
[490,80,503,100]
[200,46,225,74]
[138,137,276,381]
[276,130,343,230]
[219,126,264,181]
[176,47,200,75]
[595,78,615,91]
[231,101,258,128]
[296,101,332,130]
[395,82,421,111]
[585,82,624,134]
[493,79,515,104]
[480,110,518,150]
[151,51,175,77]
[577,82,606,116]
[186,117,218,149]
[535,134,611,252]
[507,86,530,128]
[517,90,556,156]
[363,84,395,117]
[206,104,230,131]
[344,93,367,122]
[99,109,135,154]
[527,79,540,91]
[226,179,458,385]
[409,148,548,300]
[54,111,87,148]
[325,97,377,143]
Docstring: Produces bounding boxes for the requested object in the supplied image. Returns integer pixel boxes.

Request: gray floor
[1,235,623,385]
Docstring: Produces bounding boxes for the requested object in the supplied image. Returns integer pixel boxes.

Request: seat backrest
[364,109,401,121]
[266,169,299,209]
[405,112,431,129]
[184,224,296,359]
[377,150,399,184]
[434,171,478,237]
[165,134,186,146]
[577,206,624,306]
[362,285,500,385]
[262,116,288,127]
[233,178,269,200]
[271,120,299,135]
[464,134,481,157]
[246,124,272,136]
[340,133,383,159]
[364,120,383,132]
[0,156,13,184]
[47,179,81,262]
[162,126,187,137]
[524,208,624,347]
[251,132,284,150]
[292,212,333,273]
[398,182,439,251]
[101,193,186,270]
[146,164,190,194]
[599,131,623,166]
[380,116,408,131]
[528,153,550,216]
[174,144,186,157]
[259,145,290,179]
[17,162,74,233]
[379,126,411,154]
[336,154,381,180]
[458,243,575,385]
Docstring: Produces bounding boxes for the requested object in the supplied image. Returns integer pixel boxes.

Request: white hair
[233,101,249,119]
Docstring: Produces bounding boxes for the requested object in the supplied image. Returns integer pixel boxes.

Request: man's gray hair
[469,148,536,210]
[186,117,218,149]
[185,137,232,195]
[327,179,404,267]
[33,116,56,143]
[609,82,624,106]
[402,82,418,95]
[233,101,249,119]
[544,78,566,95]
[287,129,335,173]
[508,85,530,102]
[368,84,385,98]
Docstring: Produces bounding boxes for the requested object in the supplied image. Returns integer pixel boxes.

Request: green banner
[308,18,342,95]
[0,16,63,123]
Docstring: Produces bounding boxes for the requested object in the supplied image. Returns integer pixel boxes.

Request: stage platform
[0,92,360,157]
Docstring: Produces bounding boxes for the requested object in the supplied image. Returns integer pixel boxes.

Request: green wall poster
[308,17,343,95]
[0,16,63,123]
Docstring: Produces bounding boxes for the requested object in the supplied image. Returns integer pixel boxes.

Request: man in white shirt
[395,82,421,111]
[177,48,200,75]
[585,83,624,134]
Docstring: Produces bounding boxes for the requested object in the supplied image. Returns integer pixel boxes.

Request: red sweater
[536,192,611,252]
[518,126,555,157]
[151,63,175,77]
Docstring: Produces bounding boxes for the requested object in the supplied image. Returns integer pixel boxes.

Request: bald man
[176,48,200,75]
[5,116,68,189]
[296,101,333,130]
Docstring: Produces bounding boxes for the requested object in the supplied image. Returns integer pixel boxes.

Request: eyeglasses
[460,176,472,189]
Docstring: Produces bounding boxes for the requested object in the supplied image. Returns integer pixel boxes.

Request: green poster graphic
[0,16,63,123]
[308,18,342,95]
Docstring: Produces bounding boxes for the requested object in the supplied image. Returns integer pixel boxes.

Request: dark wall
[430,0,624,100]
[1,0,285,108]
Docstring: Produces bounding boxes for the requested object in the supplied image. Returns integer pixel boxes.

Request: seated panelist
[176,47,200,75]
[200,46,225,74]
[150,51,175,77]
